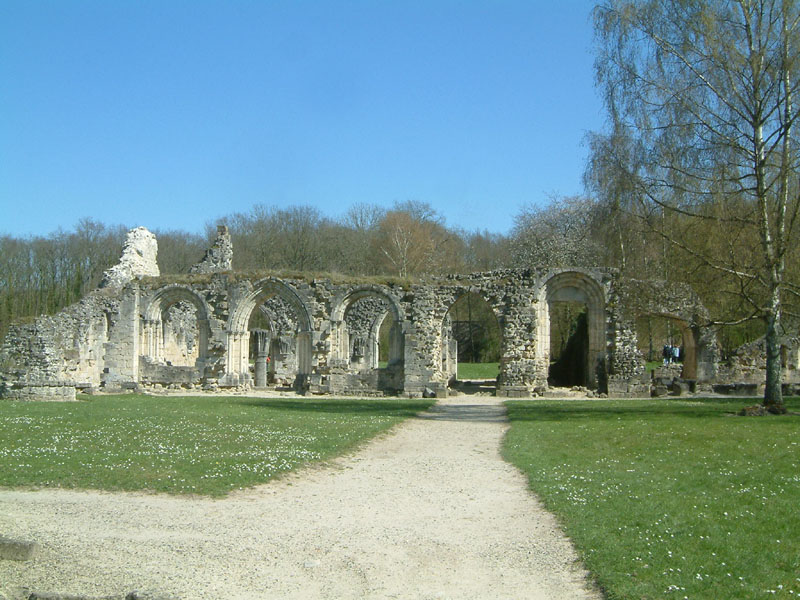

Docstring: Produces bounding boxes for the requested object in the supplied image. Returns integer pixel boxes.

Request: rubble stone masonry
[2,227,792,400]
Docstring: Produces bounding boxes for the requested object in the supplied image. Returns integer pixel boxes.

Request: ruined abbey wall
[1,226,790,401]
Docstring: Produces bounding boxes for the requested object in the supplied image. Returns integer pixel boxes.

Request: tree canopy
[590,0,800,409]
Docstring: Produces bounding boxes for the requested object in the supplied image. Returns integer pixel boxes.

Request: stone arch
[616,279,719,383]
[248,298,301,387]
[140,285,212,366]
[330,286,405,370]
[439,287,504,383]
[226,278,314,387]
[537,270,606,389]
[635,313,701,379]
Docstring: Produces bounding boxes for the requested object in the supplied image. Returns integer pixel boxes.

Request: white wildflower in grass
[503,397,800,600]
[0,394,433,497]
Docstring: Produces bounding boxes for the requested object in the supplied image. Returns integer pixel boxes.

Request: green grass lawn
[457,362,499,380]
[503,398,800,599]
[646,360,662,372]
[0,394,433,496]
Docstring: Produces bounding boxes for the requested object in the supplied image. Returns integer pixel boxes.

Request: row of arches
[138,281,408,390]
[137,273,710,393]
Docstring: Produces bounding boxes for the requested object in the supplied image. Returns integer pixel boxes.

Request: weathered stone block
[0,536,38,560]
[496,386,530,398]
[651,384,670,397]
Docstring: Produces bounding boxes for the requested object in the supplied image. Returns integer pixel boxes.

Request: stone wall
[5,227,793,401]
[189,225,233,274]
[0,290,119,399]
[718,336,800,386]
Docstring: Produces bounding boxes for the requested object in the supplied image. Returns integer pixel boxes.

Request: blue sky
[0,0,604,238]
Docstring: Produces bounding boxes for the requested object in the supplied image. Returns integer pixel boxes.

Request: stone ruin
[1,227,798,401]
[99,226,160,288]
[189,225,233,274]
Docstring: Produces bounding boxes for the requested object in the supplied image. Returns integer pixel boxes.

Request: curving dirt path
[0,396,600,599]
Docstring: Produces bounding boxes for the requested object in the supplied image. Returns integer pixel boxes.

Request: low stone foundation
[712,382,761,396]
[2,382,77,402]
[139,357,202,387]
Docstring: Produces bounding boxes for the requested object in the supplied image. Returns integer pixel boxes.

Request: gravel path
[1,396,600,599]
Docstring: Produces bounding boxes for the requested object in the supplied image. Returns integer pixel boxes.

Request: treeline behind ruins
[2,197,798,359]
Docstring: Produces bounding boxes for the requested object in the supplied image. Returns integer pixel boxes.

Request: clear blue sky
[0,0,604,238]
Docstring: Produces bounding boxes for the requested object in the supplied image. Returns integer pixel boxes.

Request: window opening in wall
[104,311,113,341]
[344,295,391,372]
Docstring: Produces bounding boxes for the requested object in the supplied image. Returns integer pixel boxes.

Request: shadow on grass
[234,398,434,418]
[504,397,800,422]
[235,398,510,423]
[417,403,508,423]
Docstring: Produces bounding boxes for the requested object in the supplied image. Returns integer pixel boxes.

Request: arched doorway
[442,290,503,392]
[635,314,699,380]
[537,272,606,391]
[141,286,211,368]
[548,301,589,387]
[332,287,405,394]
[247,295,300,388]
[227,279,313,390]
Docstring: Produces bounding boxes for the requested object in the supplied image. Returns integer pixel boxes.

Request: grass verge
[0,394,433,496]
[502,397,800,600]
[457,362,499,380]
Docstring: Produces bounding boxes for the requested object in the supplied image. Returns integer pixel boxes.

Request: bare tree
[343,203,386,232]
[373,201,463,277]
[225,204,282,271]
[593,0,800,411]
[0,220,126,341]
[328,203,387,275]
[153,228,208,274]
[274,205,327,272]
[462,229,512,272]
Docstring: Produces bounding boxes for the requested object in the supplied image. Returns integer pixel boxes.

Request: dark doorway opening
[548,302,588,387]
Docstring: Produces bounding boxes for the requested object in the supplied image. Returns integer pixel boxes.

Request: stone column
[142,320,158,358]
[224,330,249,384]
[254,330,270,387]
[496,290,540,397]
[154,320,164,361]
